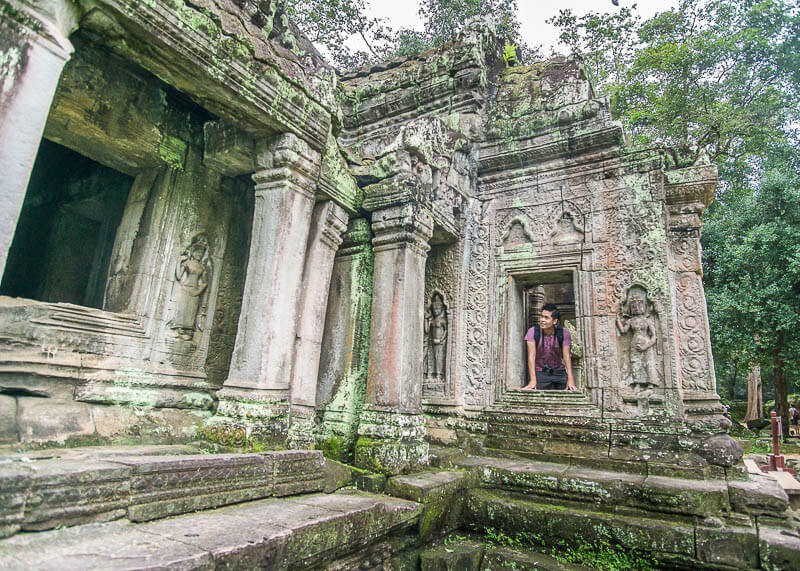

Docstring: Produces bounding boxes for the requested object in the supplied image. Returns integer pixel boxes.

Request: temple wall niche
[423,242,460,403]
[0,33,254,444]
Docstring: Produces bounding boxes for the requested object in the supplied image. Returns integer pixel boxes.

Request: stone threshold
[0,490,422,570]
[0,449,326,539]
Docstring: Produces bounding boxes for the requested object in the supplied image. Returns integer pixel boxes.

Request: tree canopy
[286,0,527,69]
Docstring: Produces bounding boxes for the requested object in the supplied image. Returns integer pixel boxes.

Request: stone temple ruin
[0,1,798,569]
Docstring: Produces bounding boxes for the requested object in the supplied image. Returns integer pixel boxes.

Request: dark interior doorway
[0,139,133,308]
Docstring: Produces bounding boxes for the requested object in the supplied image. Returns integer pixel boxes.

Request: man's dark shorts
[534,369,567,390]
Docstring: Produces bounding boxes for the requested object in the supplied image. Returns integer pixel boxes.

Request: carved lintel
[371,203,434,256]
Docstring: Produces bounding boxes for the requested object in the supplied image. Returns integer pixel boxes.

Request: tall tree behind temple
[286,0,529,69]
[549,0,800,427]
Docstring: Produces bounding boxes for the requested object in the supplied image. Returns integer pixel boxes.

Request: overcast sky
[344,1,680,54]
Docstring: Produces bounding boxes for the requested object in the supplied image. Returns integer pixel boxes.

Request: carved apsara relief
[616,284,662,389]
[424,243,458,400]
[169,233,212,341]
[423,291,449,379]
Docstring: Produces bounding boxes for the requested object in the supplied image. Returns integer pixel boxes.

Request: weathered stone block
[465,489,695,559]
[268,450,326,496]
[23,459,131,531]
[640,475,729,516]
[420,541,485,571]
[696,522,759,568]
[134,508,291,569]
[0,520,214,569]
[112,453,272,522]
[728,474,788,516]
[321,458,354,493]
[480,545,588,570]
[0,463,32,538]
[759,525,800,570]
[17,398,95,444]
[387,470,471,541]
[353,469,387,494]
[0,395,18,444]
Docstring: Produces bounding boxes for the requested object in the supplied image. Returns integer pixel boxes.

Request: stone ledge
[0,491,422,570]
[0,450,325,538]
[387,470,473,541]
[454,454,782,519]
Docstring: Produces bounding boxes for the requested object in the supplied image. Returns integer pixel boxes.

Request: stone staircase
[3,446,800,569]
[0,447,422,570]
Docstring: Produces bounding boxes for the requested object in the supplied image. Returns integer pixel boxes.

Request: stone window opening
[502,269,584,394]
[0,139,132,308]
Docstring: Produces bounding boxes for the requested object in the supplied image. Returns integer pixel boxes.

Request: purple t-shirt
[524,327,571,371]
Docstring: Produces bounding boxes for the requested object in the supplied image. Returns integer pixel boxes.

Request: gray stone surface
[420,541,485,571]
[16,398,95,444]
[728,473,789,516]
[0,491,420,570]
[114,453,273,522]
[759,525,800,570]
[0,396,17,444]
[22,459,130,531]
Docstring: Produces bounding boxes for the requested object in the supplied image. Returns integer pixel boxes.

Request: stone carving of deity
[551,212,584,245]
[170,233,212,340]
[616,285,660,388]
[423,292,448,378]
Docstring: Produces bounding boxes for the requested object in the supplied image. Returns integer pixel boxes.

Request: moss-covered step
[387,470,473,542]
[0,450,327,538]
[455,455,789,519]
[0,490,422,569]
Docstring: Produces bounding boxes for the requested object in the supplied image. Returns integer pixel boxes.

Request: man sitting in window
[521,303,577,391]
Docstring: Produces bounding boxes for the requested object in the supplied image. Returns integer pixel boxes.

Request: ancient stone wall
[0,2,732,476]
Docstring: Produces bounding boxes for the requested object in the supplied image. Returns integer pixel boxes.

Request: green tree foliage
[703,148,800,425]
[286,0,528,69]
[550,0,800,421]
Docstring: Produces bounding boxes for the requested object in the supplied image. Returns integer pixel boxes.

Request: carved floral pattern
[676,273,711,391]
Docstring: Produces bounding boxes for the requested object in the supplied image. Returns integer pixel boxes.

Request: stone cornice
[665,164,717,209]
[477,124,624,175]
[82,0,332,150]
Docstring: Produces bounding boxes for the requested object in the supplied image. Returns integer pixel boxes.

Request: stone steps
[453,454,790,520]
[0,448,327,538]
[0,490,422,570]
[464,487,800,570]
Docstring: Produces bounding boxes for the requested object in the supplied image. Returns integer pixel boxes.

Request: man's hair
[541,303,560,323]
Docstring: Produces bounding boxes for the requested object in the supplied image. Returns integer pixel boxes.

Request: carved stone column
[0,1,79,277]
[355,202,434,474]
[315,219,373,461]
[211,133,320,446]
[287,200,349,449]
[665,164,731,434]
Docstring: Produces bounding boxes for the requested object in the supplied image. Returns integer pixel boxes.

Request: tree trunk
[727,356,739,401]
[774,334,789,440]
[743,366,763,423]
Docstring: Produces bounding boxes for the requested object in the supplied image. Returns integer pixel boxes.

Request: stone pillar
[287,200,349,449]
[355,203,433,474]
[316,219,373,461]
[0,1,79,277]
[665,164,731,432]
[211,133,320,446]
